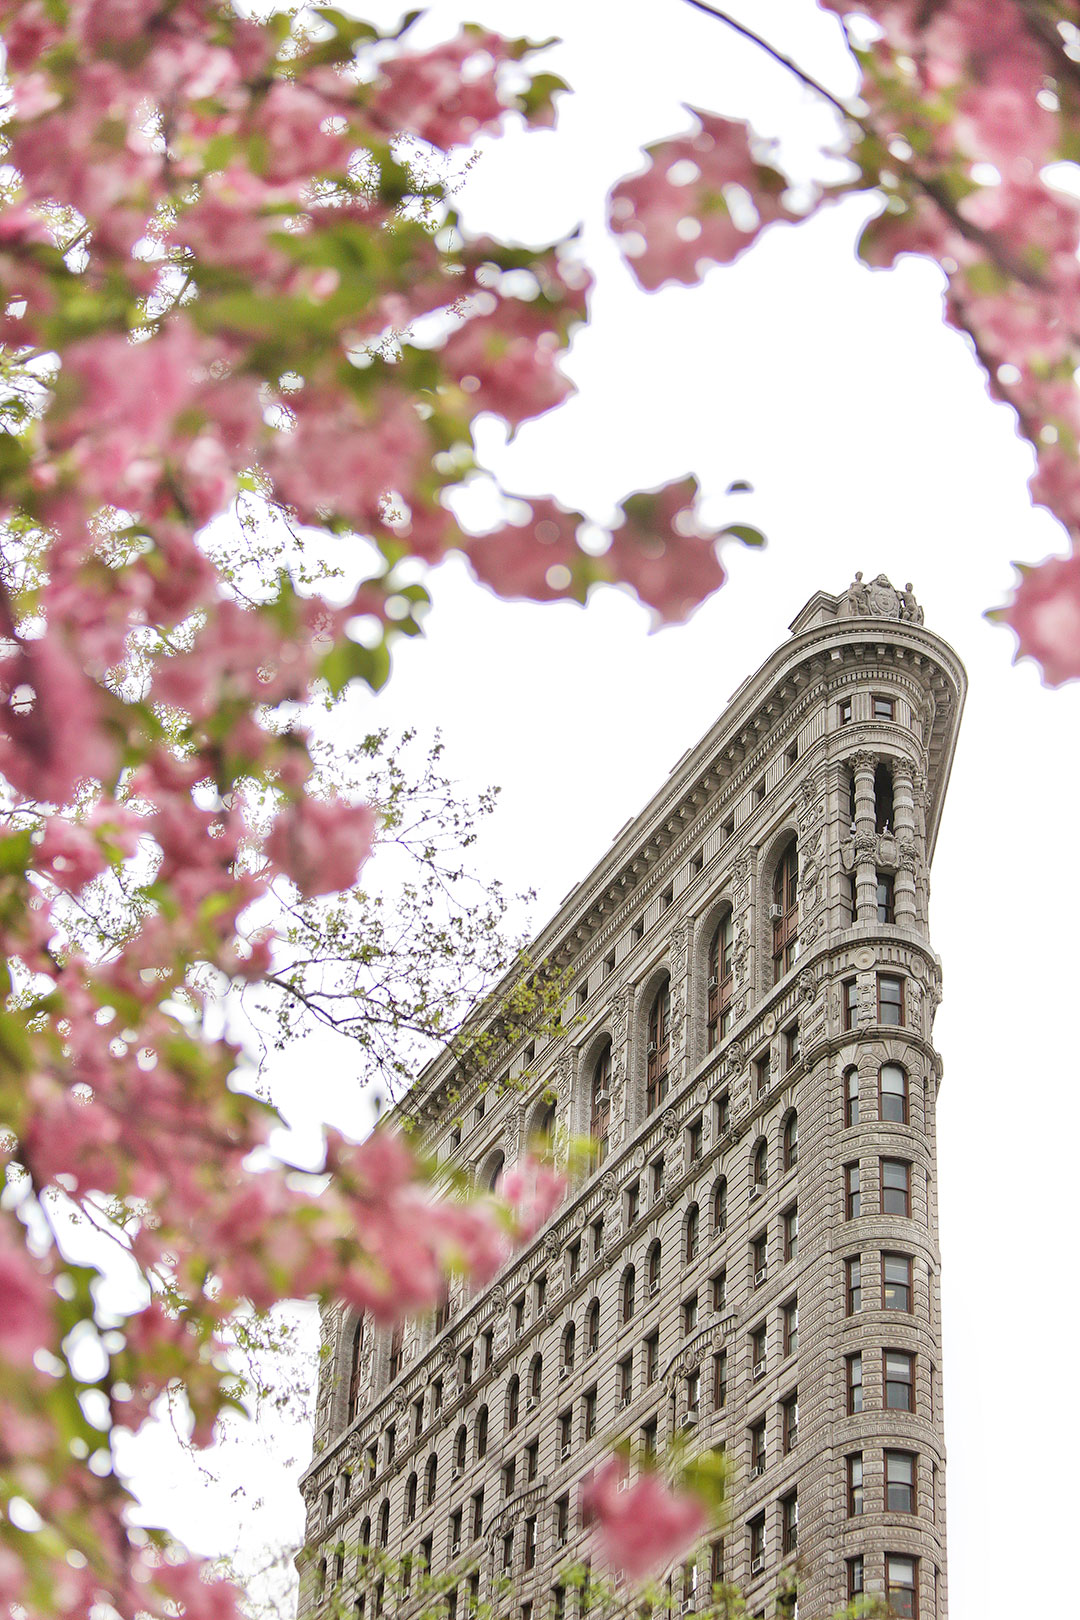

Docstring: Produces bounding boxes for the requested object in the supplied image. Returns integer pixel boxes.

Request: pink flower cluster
[582,1456,709,1585]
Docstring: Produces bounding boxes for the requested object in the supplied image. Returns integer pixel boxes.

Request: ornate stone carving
[601,1169,617,1202]
[797,966,818,1004]
[544,1229,561,1260]
[555,1051,573,1098]
[670,919,689,982]
[725,1039,744,1075]
[839,571,915,621]
[900,581,924,624]
[661,1109,680,1140]
[611,986,630,1050]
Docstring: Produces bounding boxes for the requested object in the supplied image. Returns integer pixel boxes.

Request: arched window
[388,1322,404,1382]
[530,1353,543,1401]
[405,1472,418,1523]
[591,1042,612,1163]
[358,1519,371,1568]
[784,1111,799,1172]
[316,1557,327,1603]
[333,1550,344,1586]
[587,1297,600,1355]
[845,1067,860,1128]
[880,1062,908,1122]
[377,1499,390,1547]
[476,1405,488,1460]
[454,1425,467,1471]
[507,1374,520,1430]
[874,760,894,834]
[621,1265,636,1324]
[483,1150,505,1192]
[713,1176,727,1234]
[647,1241,662,1295]
[347,1318,365,1423]
[562,1322,576,1373]
[647,980,671,1111]
[424,1454,438,1508]
[753,1139,768,1190]
[685,1203,700,1263]
[771,839,799,983]
[707,912,734,1049]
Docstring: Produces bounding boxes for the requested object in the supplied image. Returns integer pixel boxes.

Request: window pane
[881,1063,907,1122]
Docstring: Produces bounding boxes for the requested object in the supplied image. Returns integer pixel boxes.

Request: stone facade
[297,580,964,1620]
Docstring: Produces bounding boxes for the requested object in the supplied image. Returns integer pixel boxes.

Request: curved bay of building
[298,582,965,1620]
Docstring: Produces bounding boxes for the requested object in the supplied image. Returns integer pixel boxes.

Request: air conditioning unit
[451,1541,461,1557]
[526,1396,538,1411]
[753,1360,766,1381]
[749,1185,761,1200]
[707,975,718,990]
[769,904,784,919]
[753,1458,766,1476]
[680,1407,699,1429]
[561,1443,571,1461]
[620,1392,633,1408]
[594,1089,610,1106]
[751,1556,764,1576]
[558,1532,569,1546]
[755,1266,768,1286]
[649,1280,660,1297]
[647,1041,658,1055]
[451,1467,462,1481]
[559,1365,570,1380]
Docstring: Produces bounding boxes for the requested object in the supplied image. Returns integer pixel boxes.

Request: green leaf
[719,523,767,548]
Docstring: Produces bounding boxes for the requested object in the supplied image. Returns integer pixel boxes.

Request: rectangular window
[642,1417,657,1457]
[783,1297,798,1358]
[749,1512,765,1568]
[846,1353,863,1415]
[524,1515,536,1571]
[688,1117,703,1163]
[755,1053,771,1097]
[512,1297,525,1338]
[603,950,615,980]
[710,1539,725,1589]
[750,1418,766,1476]
[413,1396,424,1439]
[882,1158,911,1216]
[845,1065,859,1126]
[618,1355,633,1407]
[751,1323,767,1377]
[713,1350,728,1408]
[559,1410,571,1453]
[842,978,858,1032]
[877,871,895,924]
[848,1556,864,1601]
[781,1491,798,1556]
[503,1459,516,1499]
[584,1386,597,1440]
[461,1347,473,1387]
[873,695,895,720]
[384,1424,395,1467]
[502,1531,513,1572]
[886,1450,917,1513]
[591,1218,604,1260]
[450,1506,462,1553]
[838,697,853,725]
[846,1256,862,1315]
[847,1452,864,1516]
[626,1180,640,1225]
[881,1062,909,1123]
[884,1349,915,1411]
[685,1367,700,1413]
[472,1489,484,1541]
[878,974,904,1026]
[883,1252,913,1312]
[782,1391,798,1453]
[712,1268,727,1312]
[567,1240,580,1283]
[535,1274,546,1313]
[483,1329,494,1371]
[785,1022,800,1068]
[783,1205,798,1263]
[752,1232,768,1286]
[645,1331,659,1385]
[845,1162,861,1220]
[526,1440,539,1482]
[683,1293,698,1334]
[650,1156,664,1201]
[555,1493,569,1546]
[716,1092,731,1135]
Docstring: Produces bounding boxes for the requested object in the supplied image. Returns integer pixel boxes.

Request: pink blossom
[610,112,793,292]
[254,82,352,184]
[582,1456,708,1584]
[0,632,115,805]
[369,33,511,151]
[498,1154,567,1242]
[0,1215,52,1365]
[267,795,376,899]
[998,552,1080,687]
[607,478,726,625]
[462,498,589,603]
[152,1560,245,1620]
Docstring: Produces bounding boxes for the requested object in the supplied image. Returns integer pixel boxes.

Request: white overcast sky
[121,3,1080,1615]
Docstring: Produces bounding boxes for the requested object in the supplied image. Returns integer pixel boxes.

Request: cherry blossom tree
[4,2,1080,1616]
